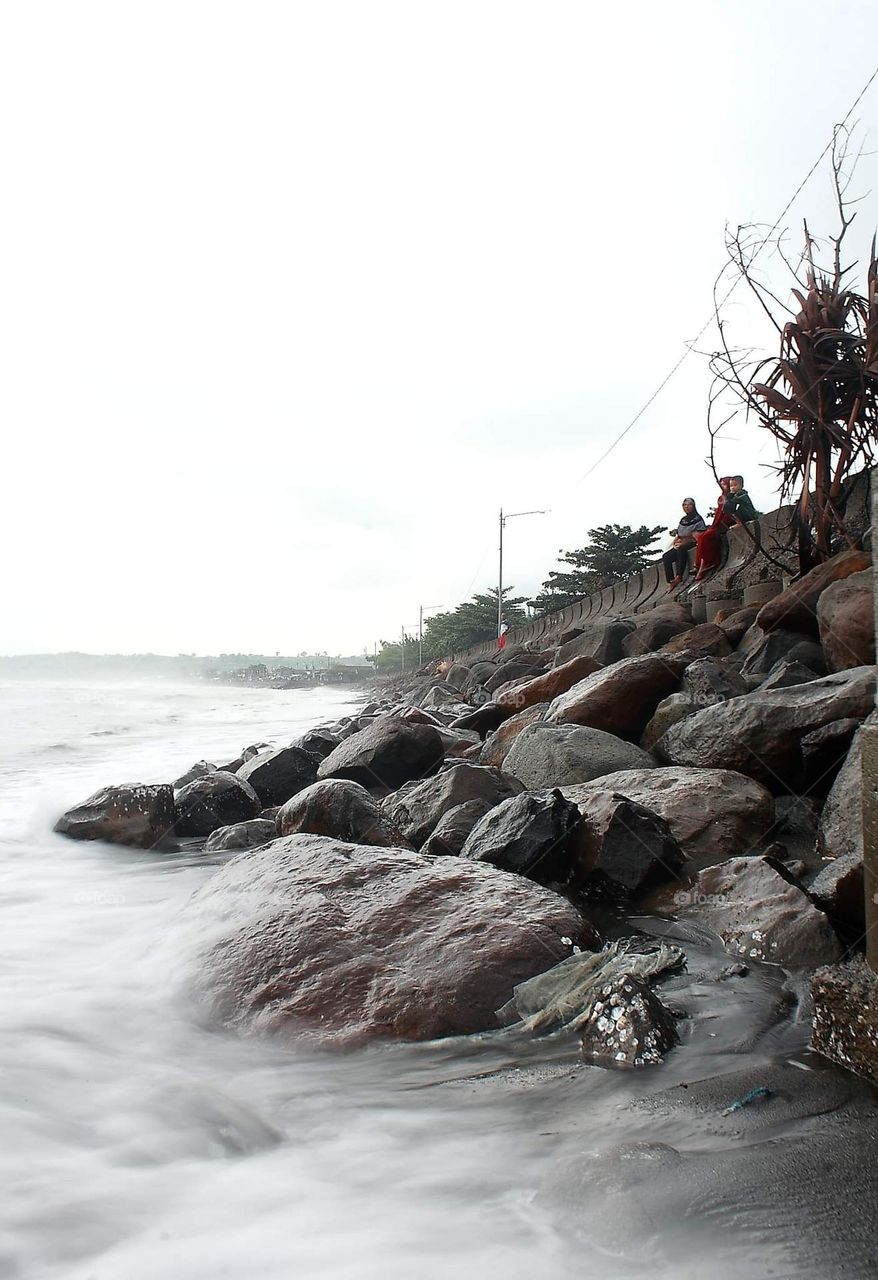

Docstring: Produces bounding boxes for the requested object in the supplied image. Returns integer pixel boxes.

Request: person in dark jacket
[663,498,707,589]
[694,475,758,581]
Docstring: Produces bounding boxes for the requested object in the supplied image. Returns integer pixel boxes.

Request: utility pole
[400,625,406,675]
[498,507,550,638]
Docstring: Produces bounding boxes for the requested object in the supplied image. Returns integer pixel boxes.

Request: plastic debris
[721,1085,772,1115]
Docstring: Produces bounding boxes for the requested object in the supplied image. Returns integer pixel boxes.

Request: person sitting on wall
[693,476,733,581]
[663,497,707,590]
[693,474,758,582]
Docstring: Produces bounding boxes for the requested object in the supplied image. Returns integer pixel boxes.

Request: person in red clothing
[693,476,733,581]
[497,614,509,650]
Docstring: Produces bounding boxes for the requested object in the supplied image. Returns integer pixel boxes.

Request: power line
[573,59,878,488]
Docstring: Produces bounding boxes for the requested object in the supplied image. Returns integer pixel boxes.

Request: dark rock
[757,660,820,691]
[621,604,694,657]
[479,703,549,768]
[435,726,481,758]
[165,834,591,1045]
[483,656,547,695]
[289,728,341,760]
[317,716,444,791]
[173,761,217,789]
[811,957,878,1083]
[772,795,818,841]
[237,746,319,806]
[801,717,861,796]
[554,618,635,668]
[420,798,496,857]
[460,788,583,884]
[809,853,865,930]
[54,783,175,849]
[756,548,871,637]
[503,722,655,789]
[216,755,245,774]
[381,761,522,848]
[817,569,875,673]
[560,767,774,870]
[445,662,471,690]
[449,703,510,738]
[669,856,841,969]
[175,772,262,837]
[276,778,411,847]
[717,606,760,644]
[656,667,876,793]
[574,792,685,897]
[547,654,686,742]
[204,819,278,853]
[739,628,827,678]
[495,654,603,714]
[681,657,748,706]
[817,712,877,861]
[242,743,271,761]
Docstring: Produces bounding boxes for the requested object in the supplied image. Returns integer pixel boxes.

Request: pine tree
[530,524,663,615]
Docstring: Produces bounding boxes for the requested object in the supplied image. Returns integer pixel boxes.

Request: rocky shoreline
[53,544,877,1071]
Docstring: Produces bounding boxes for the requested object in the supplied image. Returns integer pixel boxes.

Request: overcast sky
[2,0,876,657]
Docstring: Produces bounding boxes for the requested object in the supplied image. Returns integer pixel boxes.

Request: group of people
[662,475,758,590]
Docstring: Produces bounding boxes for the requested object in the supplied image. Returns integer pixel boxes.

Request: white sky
[2,0,877,657]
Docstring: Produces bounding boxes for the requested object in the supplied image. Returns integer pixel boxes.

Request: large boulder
[681,658,748,706]
[574,792,685,897]
[204,819,278,853]
[809,853,865,931]
[817,569,875,673]
[317,716,444,790]
[656,667,876,792]
[717,606,760,645]
[449,703,509,739]
[802,718,862,797]
[503,722,655,790]
[668,856,841,970]
[289,728,341,760]
[547,655,686,742]
[479,703,549,768]
[420,798,495,857]
[640,694,697,751]
[164,834,592,1046]
[460,789,584,885]
[495,654,603,714]
[756,548,870,637]
[817,713,877,862]
[276,778,411,847]
[381,761,522,848]
[445,662,471,690]
[175,771,262,837]
[173,761,217,789]
[420,683,466,711]
[236,746,319,807]
[621,604,693,657]
[54,783,175,849]
[560,767,774,869]
[483,656,548,695]
[554,618,635,668]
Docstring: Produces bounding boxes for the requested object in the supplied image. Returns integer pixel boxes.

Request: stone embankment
[52,476,877,1079]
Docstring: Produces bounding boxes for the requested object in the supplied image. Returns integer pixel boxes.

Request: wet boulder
[560,767,774,870]
[669,855,841,970]
[574,792,685,897]
[54,783,175,849]
[204,819,278,853]
[420,798,496,857]
[317,716,444,791]
[275,778,412,848]
[165,834,591,1046]
[479,703,549,768]
[175,771,262,837]
[547,655,686,742]
[503,722,655,790]
[173,761,217,789]
[756,548,871,637]
[657,667,876,792]
[289,728,341,760]
[817,569,875,673]
[495,654,603,715]
[381,761,522,848]
[236,746,319,807]
[461,788,583,885]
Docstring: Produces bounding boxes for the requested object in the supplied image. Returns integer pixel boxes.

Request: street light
[498,507,550,638]
[418,603,445,667]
